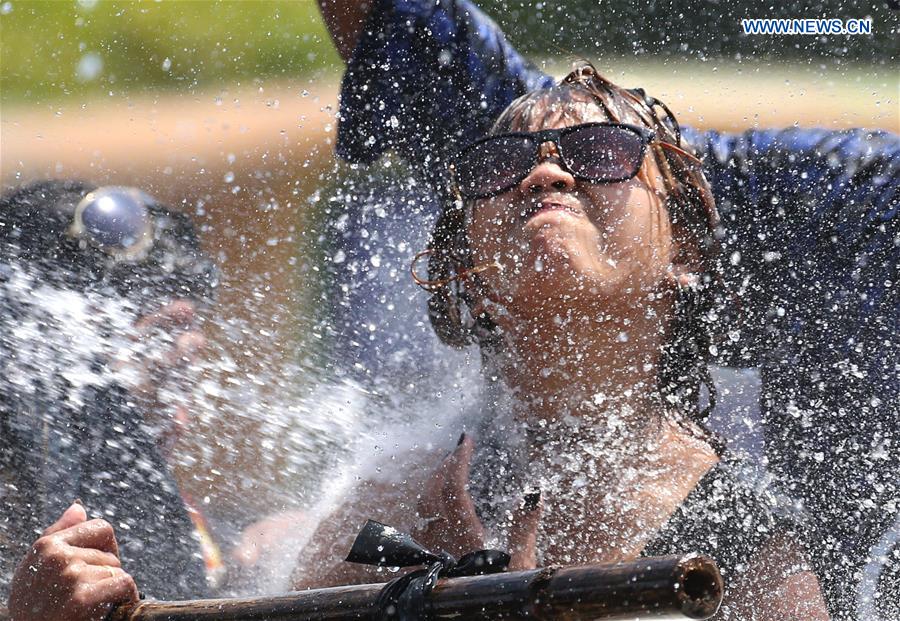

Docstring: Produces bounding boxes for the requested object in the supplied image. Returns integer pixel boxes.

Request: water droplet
[76,53,103,82]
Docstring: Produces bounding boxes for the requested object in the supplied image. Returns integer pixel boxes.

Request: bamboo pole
[117,554,722,620]
[0,554,723,621]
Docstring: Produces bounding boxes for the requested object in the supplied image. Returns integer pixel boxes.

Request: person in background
[2,180,216,619]
[315,1,899,618]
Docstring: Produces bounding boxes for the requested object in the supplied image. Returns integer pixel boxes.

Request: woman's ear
[469,294,515,335]
[668,217,705,281]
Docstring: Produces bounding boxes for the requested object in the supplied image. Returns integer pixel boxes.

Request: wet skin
[8,503,138,621]
[308,1,834,616]
[462,97,687,408]
[466,116,678,324]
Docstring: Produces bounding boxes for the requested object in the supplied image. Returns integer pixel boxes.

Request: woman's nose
[518,142,576,195]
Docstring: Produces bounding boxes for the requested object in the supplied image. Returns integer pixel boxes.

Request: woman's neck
[496,298,671,436]
[477,294,721,565]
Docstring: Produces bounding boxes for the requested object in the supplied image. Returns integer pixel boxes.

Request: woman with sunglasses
[315,1,899,617]
[292,60,835,619]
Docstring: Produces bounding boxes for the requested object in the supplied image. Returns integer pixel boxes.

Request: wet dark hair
[424,63,724,431]
[0,179,217,310]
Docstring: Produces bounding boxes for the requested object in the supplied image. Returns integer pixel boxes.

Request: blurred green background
[480,0,898,60]
[2,0,896,104]
[1,0,340,103]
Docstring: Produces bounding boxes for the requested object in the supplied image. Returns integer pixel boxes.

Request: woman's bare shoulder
[725,530,830,620]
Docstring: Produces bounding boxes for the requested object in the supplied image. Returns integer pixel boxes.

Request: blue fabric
[337,0,552,178]
[332,1,899,617]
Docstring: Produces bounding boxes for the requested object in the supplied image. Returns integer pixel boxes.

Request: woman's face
[466,97,677,322]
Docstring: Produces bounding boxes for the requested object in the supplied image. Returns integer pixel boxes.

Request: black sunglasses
[68,186,156,260]
[450,123,656,200]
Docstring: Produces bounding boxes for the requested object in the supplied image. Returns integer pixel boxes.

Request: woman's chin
[506,262,638,319]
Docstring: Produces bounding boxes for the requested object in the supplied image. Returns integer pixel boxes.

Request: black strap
[376,562,438,620]
[345,521,509,620]
[375,550,509,620]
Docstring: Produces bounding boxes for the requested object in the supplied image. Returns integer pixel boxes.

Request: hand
[131,299,206,456]
[134,300,205,360]
[414,433,542,569]
[8,503,138,621]
[316,0,373,61]
[232,509,309,569]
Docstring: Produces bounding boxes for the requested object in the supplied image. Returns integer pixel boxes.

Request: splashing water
[0,258,376,593]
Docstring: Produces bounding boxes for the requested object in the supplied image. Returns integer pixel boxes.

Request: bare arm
[316,0,373,61]
[291,436,541,589]
[291,447,443,589]
[728,532,830,620]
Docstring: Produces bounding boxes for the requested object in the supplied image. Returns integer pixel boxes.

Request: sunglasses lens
[79,187,152,251]
[455,136,534,198]
[561,126,645,181]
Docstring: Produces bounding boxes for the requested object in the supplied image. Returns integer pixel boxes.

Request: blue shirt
[332,0,899,616]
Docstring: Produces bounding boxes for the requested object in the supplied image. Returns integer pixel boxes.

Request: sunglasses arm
[656,141,704,166]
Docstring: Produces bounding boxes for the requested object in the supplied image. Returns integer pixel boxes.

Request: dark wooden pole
[1,554,723,621]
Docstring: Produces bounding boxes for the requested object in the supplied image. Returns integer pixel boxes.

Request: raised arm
[688,125,899,617]
[316,0,372,61]
[329,0,551,179]
[321,0,900,372]
[683,126,900,363]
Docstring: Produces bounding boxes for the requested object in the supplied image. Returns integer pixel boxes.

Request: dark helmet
[0,179,217,309]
